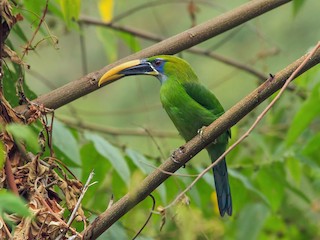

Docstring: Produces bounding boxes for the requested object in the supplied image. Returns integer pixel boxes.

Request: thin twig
[21,0,49,58]
[57,116,179,138]
[164,42,320,210]
[4,159,19,196]
[70,103,161,116]
[79,23,88,75]
[111,0,224,23]
[36,193,81,237]
[143,128,167,159]
[67,171,94,227]
[56,171,95,240]
[142,161,198,177]
[43,156,78,179]
[0,216,12,239]
[132,194,156,240]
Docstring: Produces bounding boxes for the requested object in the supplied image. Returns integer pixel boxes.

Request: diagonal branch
[15,0,291,116]
[78,15,267,81]
[82,46,320,239]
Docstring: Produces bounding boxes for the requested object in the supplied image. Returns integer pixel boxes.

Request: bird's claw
[197,126,207,140]
[198,126,218,144]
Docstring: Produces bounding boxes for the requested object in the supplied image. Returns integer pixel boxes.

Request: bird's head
[98,55,198,87]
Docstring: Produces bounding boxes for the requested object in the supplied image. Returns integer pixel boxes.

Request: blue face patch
[151,58,166,74]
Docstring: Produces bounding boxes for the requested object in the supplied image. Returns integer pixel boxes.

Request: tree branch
[15,0,291,115]
[78,16,306,99]
[82,46,320,239]
[57,116,178,138]
[78,16,268,82]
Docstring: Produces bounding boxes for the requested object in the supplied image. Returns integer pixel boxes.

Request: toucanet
[98,55,232,216]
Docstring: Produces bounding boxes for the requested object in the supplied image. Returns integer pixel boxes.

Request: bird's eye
[154,59,162,67]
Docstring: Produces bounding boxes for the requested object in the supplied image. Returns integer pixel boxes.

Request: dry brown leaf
[0,91,25,124]
[3,45,29,68]
[0,0,15,28]
[14,194,65,240]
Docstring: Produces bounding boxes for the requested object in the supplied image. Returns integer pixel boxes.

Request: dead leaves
[0,0,29,68]
[0,0,15,28]
[2,45,29,68]
[0,86,84,239]
[0,154,85,239]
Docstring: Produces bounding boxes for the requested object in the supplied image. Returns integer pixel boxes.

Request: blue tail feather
[213,158,232,216]
[207,148,232,216]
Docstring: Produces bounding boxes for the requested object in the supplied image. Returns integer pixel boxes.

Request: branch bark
[78,15,305,99]
[79,15,267,80]
[82,47,320,239]
[15,0,291,115]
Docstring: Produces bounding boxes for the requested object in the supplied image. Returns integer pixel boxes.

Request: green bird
[98,55,232,216]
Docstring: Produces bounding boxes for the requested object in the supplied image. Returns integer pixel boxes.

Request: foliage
[0,0,319,239]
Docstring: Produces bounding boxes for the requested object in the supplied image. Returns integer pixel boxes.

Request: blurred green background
[4,0,320,239]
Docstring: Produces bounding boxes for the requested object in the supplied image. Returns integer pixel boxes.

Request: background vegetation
[1,0,320,239]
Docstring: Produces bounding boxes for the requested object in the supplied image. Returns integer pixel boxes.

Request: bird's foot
[198,126,218,144]
[171,146,186,166]
[197,126,207,140]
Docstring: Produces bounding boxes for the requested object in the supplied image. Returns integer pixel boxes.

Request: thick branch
[82,47,320,239]
[15,0,291,115]
[79,16,304,98]
[79,16,267,80]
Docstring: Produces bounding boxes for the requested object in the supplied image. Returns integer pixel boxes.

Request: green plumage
[99,55,232,216]
[148,55,232,216]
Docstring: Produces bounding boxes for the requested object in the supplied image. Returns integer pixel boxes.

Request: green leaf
[285,157,301,186]
[97,28,117,62]
[59,0,81,29]
[52,120,81,167]
[125,148,151,174]
[302,132,320,158]
[286,82,320,146]
[236,203,269,240]
[17,0,48,36]
[80,143,111,209]
[6,123,40,152]
[117,32,141,53]
[48,1,64,20]
[98,221,128,240]
[156,182,167,204]
[84,132,130,186]
[23,0,43,18]
[255,164,285,212]
[0,191,30,217]
[229,169,270,206]
[195,166,215,188]
[2,60,37,107]
[126,149,167,203]
[293,0,306,16]
[11,24,28,43]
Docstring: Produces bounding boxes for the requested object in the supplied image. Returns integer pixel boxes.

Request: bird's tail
[207,148,232,216]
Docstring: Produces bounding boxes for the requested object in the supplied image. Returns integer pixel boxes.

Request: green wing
[182,82,231,138]
[183,82,225,117]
